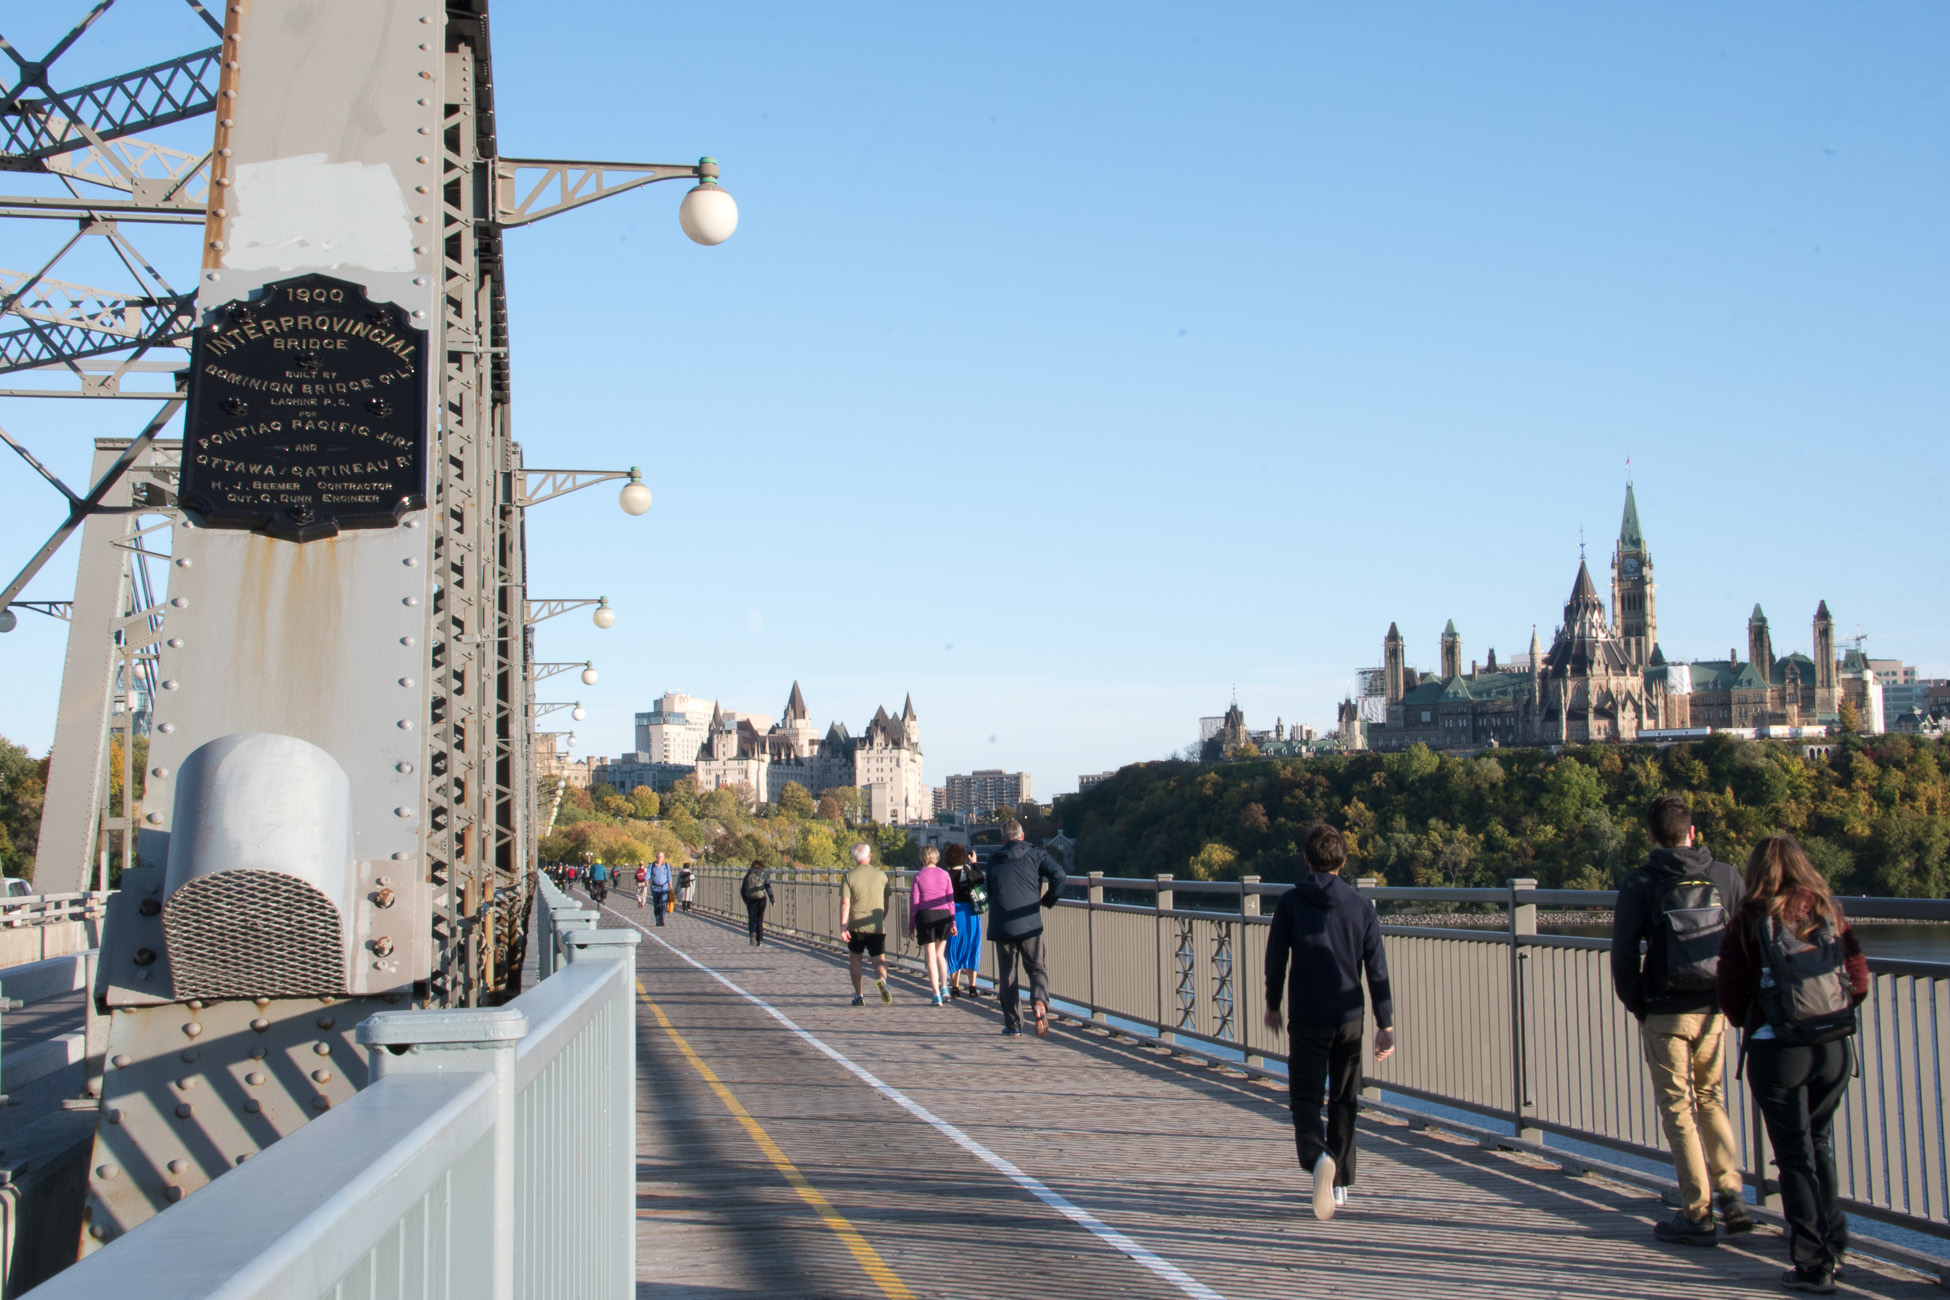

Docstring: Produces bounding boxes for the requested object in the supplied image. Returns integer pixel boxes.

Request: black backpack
[741,869,767,902]
[1650,873,1727,995]
[1753,913,1858,1046]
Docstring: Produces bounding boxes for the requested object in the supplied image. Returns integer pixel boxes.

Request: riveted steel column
[1507,877,1539,1140]
[360,1006,526,1300]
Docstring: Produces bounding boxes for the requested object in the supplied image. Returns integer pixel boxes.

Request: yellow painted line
[636,979,915,1300]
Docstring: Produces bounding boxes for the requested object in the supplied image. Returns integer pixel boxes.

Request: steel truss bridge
[0,0,727,1285]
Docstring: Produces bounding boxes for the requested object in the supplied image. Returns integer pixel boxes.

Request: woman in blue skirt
[943,843,985,998]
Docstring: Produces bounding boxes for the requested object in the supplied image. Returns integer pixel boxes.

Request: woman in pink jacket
[910,846,959,1006]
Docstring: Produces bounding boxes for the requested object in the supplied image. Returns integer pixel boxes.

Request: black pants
[1749,1039,1851,1271]
[745,898,767,943]
[1288,1018,1364,1185]
[993,934,1048,1029]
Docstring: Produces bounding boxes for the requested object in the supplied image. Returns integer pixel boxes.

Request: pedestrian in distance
[944,843,986,999]
[1262,824,1394,1222]
[1719,835,1869,1295]
[587,860,608,905]
[634,862,649,909]
[741,859,774,946]
[678,862,697,913]
[986,820,1065,1038]
[649,852,673,926]
[910,846,958,1005]
[1610,792,1750,1247]
[839,842,893,1005]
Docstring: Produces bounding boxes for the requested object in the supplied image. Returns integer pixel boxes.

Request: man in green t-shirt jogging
[839,842,893,1006]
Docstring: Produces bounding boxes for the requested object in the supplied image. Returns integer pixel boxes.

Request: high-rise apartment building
[943,769,1033,817]
[635,692,713,764]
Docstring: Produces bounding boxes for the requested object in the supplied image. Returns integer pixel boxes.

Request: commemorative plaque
[179,275,429,541]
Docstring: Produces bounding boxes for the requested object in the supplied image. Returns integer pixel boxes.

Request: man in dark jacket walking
[1263,824,1393,1222]
[1611,792,1749,1246]
[986,820,1066,1038]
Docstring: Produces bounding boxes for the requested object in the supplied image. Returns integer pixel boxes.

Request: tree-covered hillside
[1057,733,1950,896]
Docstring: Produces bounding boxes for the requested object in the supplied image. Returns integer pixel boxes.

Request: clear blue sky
[3,3,1946,794]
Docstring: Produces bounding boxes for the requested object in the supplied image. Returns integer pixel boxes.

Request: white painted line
[604,905,1227,1300]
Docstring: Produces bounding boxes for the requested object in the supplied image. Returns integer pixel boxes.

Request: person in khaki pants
[1611,793,1750,1246]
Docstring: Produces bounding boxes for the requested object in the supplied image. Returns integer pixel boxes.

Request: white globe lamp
[592,598,615,630]
[581,665,599,686]
[678,161,738,246]
[572,705,587,722]
[566,733,578,748]
[618,468,652,516]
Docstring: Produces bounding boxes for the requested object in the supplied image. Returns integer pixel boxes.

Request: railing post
[555,911,596,973]
[565,928,640,1298]
[1241,876,1262,1069]
[1155,874,1174,1044]
[545,903,584,978]
[1088,873,1105,1025]
[1507,877,1539,1142]
[1355,877,1381,1098]
[359,1006,528,1300]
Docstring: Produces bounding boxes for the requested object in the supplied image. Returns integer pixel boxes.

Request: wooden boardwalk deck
[600,902,1941,1300]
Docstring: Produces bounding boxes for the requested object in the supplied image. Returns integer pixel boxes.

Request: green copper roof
[1688,660,1770,691]
[1443,619,1458,636]
[1619,484,1644,550]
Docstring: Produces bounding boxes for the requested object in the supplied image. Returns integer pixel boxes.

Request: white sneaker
[1312,1154,1337,1221]
[1333,1186,1348,1208]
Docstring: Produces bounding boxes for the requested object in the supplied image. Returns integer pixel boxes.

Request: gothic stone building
[1361,486,1847,752]
[693,682,929,823]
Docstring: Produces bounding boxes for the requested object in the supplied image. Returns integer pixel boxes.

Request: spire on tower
[1619,483,1644,550]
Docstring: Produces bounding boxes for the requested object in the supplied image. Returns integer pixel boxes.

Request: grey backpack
[1753,913,1857,1046]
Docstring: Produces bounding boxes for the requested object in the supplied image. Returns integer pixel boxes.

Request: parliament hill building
[1358,486,1858,752]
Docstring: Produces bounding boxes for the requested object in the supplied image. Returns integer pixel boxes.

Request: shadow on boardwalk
[620,905,1941,1300]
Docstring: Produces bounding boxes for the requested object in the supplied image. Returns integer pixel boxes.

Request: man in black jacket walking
[1264,824,1394,1222]
[1611,792,1749,1246]
[986,820,1066,1038]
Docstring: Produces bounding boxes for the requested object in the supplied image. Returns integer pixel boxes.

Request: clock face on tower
[1623,557,1641,578]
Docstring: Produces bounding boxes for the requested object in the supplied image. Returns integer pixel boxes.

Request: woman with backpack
[741,860,775,946]
[1718,835,1870,1295]
[943,843,985,998]
[678,863,696,912]
[910,846,958,1006]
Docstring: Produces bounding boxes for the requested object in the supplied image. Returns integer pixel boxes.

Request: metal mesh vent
[163,870,345,999]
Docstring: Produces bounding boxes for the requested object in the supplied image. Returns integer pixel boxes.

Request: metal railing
[0,949,100,1097]
[692,865,1950,1242]
[31,876,637,1300]
[0,892,109,928]
[0,892,108,970]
